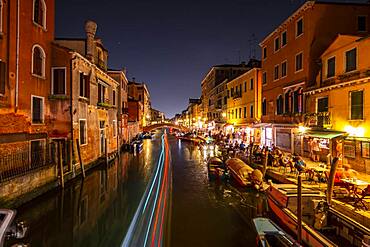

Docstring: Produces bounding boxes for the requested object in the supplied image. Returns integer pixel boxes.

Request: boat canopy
[208,157,223,166]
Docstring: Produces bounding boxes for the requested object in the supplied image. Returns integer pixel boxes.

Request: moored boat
[225,158,254,186]
[267,184,337,247]
[253,217,301,247]
[0,209,27,247]
[207,157,228,180]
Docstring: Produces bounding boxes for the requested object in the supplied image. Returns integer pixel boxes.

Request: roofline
[55,37,86,41]
[227,67,260,85]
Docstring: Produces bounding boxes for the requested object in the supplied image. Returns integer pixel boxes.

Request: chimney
[84,20,97,62]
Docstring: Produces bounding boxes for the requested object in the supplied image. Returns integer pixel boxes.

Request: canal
[5,130,268,247]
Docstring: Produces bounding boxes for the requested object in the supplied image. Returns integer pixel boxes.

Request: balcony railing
[304,112,331,128]
[233,92,242,99]
[321,69,370,87]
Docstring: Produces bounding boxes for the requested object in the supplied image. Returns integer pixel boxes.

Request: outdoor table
[340,178,370,198]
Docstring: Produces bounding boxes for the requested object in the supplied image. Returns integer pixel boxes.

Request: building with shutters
[128,80,151,127]
[259,0,370,153]
[303,35,370,173]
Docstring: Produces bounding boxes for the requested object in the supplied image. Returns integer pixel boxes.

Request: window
[276,95,283,115]
[231,110,234,119]
[113,120,117,137]
[274,65,279,80]
[79,120,87,145]
[224,96,227,104]
[244,107,246,118]
[250,104,254,118]
[317,97,328,113]
[208,99,211,106]
[345,48,357,72]
[295,52,303,72]
[358,16,367,32]
[113,90,116,106]
[281,61,287,77]
[293,88,303,113]
[263,47,267,59]
[296,18,303,37]
[285,91,292,113]
[350,90,363,120]
[239,108,242,119]
[0,61,5,94]
[274,37,280,52]
[327,57,335,78]
[98,82,106,104]
[281,31,287,47]
[52,68,66,95]
[32,96,43,124]
[231,87,234,97]
[32,45,45,77]
[244,81,247,92]
[250,79,254,90]
[262,99,267,116]
[79,73,89,98]
[33,0,46,28]
[262,72,267,84]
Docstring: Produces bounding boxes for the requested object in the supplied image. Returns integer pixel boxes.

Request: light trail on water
[122,130,172,247]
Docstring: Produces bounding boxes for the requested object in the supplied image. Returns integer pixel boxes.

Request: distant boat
[267,184,337,247]
[225,158,254,186]
[130,139,143,153]
[253,217,301,247]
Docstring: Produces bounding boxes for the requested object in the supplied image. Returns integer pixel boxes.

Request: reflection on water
[6,131,267,247]
[171,137,268,247]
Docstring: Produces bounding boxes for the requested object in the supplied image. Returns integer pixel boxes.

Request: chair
[354,185,370,210]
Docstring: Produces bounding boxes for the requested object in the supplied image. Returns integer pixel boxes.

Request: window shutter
[85,74,90,98]
[0,61,6,94]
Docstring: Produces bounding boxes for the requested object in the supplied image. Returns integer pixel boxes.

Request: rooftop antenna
[248,33,257,59]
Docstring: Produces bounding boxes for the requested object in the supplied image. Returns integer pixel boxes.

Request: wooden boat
[207,157,228,180]
[267,184,337,247]
[225,158,254,186]
[253,217,301,247]
[130,139,143,153]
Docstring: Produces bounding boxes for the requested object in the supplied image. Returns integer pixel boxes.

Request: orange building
[304,35,370,172]
[260,1,370,151]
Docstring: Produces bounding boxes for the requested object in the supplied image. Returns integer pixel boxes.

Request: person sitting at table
[342,164,358,179]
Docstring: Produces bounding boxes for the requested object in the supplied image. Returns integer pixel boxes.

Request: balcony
[233,92,242,99]
[321,69,370,87]
[304,112,331,128]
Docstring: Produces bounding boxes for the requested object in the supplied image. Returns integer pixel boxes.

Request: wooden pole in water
[297,174,302,244]
[58,142,64,189]
[68,139,73,172]
[76,139,86,178]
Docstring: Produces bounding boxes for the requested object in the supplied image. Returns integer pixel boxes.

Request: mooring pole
[58,142,64,189]
[105,138,108,165]
[297,174,302,244]
[76,139,86,178]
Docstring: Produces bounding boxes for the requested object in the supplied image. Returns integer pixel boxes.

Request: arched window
[32,45,45,77]
[262,98,267,116]
[293,88,303,113]
[33,0,46,28]
[284,90,293,113]
[276,95,283,115]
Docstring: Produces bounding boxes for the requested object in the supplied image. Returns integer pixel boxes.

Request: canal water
[5,130,268,247]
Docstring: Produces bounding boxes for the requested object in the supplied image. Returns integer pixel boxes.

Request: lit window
[52,68,66,95]
[33,0,46,28]
[296,18,303,37]
[32,45,45,77]
[32,96,44,124]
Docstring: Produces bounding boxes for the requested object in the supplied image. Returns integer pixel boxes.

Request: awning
[303,130,347,139]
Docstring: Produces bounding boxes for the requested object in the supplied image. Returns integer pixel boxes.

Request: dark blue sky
[55,0,364,118]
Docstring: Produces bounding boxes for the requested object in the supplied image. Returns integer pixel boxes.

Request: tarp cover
[226,158,253,179]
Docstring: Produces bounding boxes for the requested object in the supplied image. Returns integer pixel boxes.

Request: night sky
[56,0,365,118]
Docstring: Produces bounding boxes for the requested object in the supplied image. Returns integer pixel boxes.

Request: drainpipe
[15,0,20,112]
